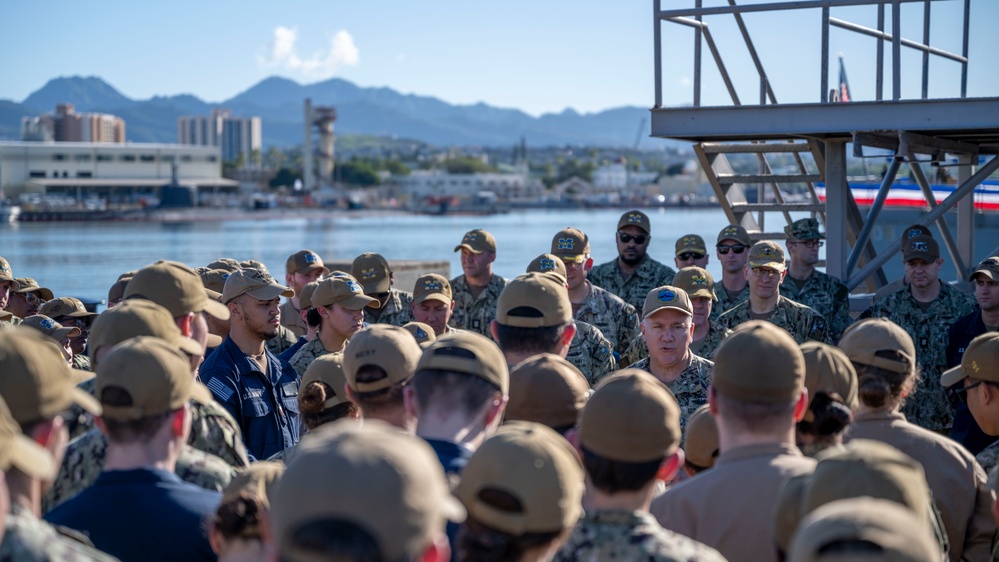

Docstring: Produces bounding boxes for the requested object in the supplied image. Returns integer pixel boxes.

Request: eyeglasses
[751,267,781,279]
[790,240,824,249]
[23,292,41,305]
[955,380,992,404]
[716,244,747,255]
[57,318,91,331]
[371,292,391,301]
[617,232,648,245]
[677,252,706,261]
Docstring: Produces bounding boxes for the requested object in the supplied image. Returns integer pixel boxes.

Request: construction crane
[634,118,647,150]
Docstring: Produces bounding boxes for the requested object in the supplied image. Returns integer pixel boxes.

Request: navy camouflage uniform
[1,502,119,561]
[588,256,676,313]
[288,337,334,379]
[713,283,750,319]
[363,289,414,327]
[780,269,852,342]
[554,510,726,562]
[566,320,616,386]
[861,283,976,432]
[717,295,830,344]
[449,273,508,336]
[630,354,713,435]
[575,283,641,358]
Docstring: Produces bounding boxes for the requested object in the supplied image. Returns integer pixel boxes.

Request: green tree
[269,167,301,189]
[339,160,381,186]
[558,159,595,183]
[265,147,286,169]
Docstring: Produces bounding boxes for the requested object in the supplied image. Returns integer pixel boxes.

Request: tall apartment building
[21,104,125,143]
[177,109,261,168]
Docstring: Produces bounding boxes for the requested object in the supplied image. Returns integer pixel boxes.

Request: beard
[620,250,645,266]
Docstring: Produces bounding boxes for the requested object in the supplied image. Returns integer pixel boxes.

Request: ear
[559,322,577,348]
[983,382,997,406]
[27,417,63,452]
[388,272,395,286]
[656,450,684,483]
[707,385,719,415]
[490,319,499,342]
[402,385,420,419]
[584,257,594,272]
[419,533,451,562]
[564,428,582,458]
[743,265,750,282]
[176,312,195,337]
[208,522,224,556]
[95,416,109,436]
[285,273,294,287]
[779,269,788,283]
[171,407,187,438]
[483,394,508,429]
[344,384,360,408]
[792,388,809,422]
[449,301,455,312]
[299,307,310,322]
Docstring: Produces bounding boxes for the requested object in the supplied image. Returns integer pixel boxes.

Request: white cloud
[679,76,692,87]
[259,26,359,78]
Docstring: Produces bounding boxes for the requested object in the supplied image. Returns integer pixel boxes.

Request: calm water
[0,208,736,303]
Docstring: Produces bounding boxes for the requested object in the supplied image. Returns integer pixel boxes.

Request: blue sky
[1,1,995,116]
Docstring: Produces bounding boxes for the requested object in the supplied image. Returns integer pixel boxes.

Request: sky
[1,0,996,117]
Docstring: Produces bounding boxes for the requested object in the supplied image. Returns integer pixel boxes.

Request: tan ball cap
[221,460,284,510]
[838,318,915,375]
[747,240,786,272]
[618,210,651,234]
[402,321,437,348]
[19,314,81,343]
[454,229,497,254]
[351,253,392,294]
[800,342,859,413]
[507,354,589,430]
[222,268,295,305]
[310,274,378,311]
[495,272,572,328]
[941,332,999,388]
[298,280,320,310]
[0,394,56,480]
[673,267,715,300]
[454,422,584,535]
[675,234,707,255]
[125,260,230,320]
[89,299,204,360]
[969,256,999,282]
[14,277,53,301]
[97,336,212,420]
[551,227,590,263]
[417,331,509,395]
[642,285,693,320]
[271,420,465,561]
[713,320,805,403]
[107,278,130,304]
[343,324,423,393]
[413,273,452,306]
[579,369,681,463]
[0,256,18,288]
[39,296,98,319]
[0,330,101,427]
[717,224,751,246]
[788,498,937,562]
[285,249,330,276]
[526,253,568,281]
[302,354,350,409]
[198,268,231,296]
[683,404,719,469]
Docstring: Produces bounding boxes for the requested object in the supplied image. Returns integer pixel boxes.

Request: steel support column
[956,153,975,266]
[906,153,967,278]
[824,141,849,279]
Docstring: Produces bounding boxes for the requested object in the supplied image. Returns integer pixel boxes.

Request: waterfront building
[21,104,125,144]
[398,169,544,203]
[177,109,261,168]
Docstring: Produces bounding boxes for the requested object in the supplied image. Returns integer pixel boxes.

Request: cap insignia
[691,274,707,286]
[303,253,319,264]
[463,232,478,243]
[415,327,427,338]
[912,241,929,253]
[346,280,361,294]
[907,228,924,239]
[424,280,443,291]
[40,318,55,330]
[557,238,574,250]
[724,227,739,236]
[539,258,556,271]
[627,213,643,223]
[361,268,377,280]
[657,289,676,303]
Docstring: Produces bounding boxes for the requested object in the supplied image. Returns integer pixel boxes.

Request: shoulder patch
[206,377,235,403]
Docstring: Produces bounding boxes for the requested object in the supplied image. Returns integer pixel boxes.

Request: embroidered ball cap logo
[908,228,924,238]
[464,232,478,243]
[642,285,693,319]
[539,258,556,271]
[424,280,442,291]
[912,241,928,253]
[303,252,319,264]
[902,235,939,262]
[691,274,707,286]
[415,327,427,338]
[628,213,642,223]
[557,238,574,251]
[454,229,497,254]
[658,289,676,303]
[39,318,55,331]
[361,268,377,280]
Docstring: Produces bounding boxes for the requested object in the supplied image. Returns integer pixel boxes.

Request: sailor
[780,218,853,341]
[449,229,508,336]
[588,209,676,311]
[351,252,414,327]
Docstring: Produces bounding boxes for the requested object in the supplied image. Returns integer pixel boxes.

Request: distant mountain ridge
[0,75,679,148]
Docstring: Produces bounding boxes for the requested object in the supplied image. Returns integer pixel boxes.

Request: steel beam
[658,0,936,19]
[825,141,849,279]
[906,152,967,278]
[846,155,999,289]
[956,153,974,267]
[846,156,902,274]
[649,97,999,141]
[898,131,979,159]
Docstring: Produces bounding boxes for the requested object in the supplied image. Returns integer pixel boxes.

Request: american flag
[838,55,851,102]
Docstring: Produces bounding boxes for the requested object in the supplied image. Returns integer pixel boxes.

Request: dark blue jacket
[278,336,308,363]
[200,336,300,460]
[46,468,220,562]
[946,308,997,454]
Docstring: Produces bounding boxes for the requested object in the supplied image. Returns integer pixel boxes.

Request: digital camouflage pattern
[976,441,999,476]
[279,299,308,339]
[713,283,750,319]
[620,322,731,367]
[554,510,727,562]
[566,320,616,386]
[862,283,976,431]
[1,503,119,562]
[43,429,235,514]
[65,377,98,440]
[362,289,414,327]
[629,354,713,435]
[265,325,298,357]
[71,354,92,372]
[717,295,830,344]
[188,397,250,468]
[780,269,852,341]
[575,283,641,355]
[448,273,508,336]
[289,337,334,379]
[588,256,676,313]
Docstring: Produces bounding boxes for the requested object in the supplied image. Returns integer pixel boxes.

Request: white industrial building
[177,109,261,167]
[0,141,237,203]
[398,169,544,202]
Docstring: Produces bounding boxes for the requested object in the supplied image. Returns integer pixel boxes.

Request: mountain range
[0,76,680,149]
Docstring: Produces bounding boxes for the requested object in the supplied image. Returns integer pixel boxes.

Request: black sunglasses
[955,380,990,404]
[716,244,747,255]
[371,292,391,300]
[618,232,648,245]
[678,252,706,261]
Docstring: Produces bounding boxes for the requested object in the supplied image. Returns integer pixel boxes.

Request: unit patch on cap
[658,289,677,303]
[723,226,740,237]
[627,213,643,224]
[424,279,443,291]
[303,252,319,264]
[908,228,924,238]
[539,258,557,271]
[682,236,698,246]
[912,241,929,253]
[39,317,56,331]
[759,246,776,258]
[346,280,361,293]
[689,274,708,286]
[463,232,479,243]
[415,327,428,338]
[557,238,574,251]
[360,268,377,280]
